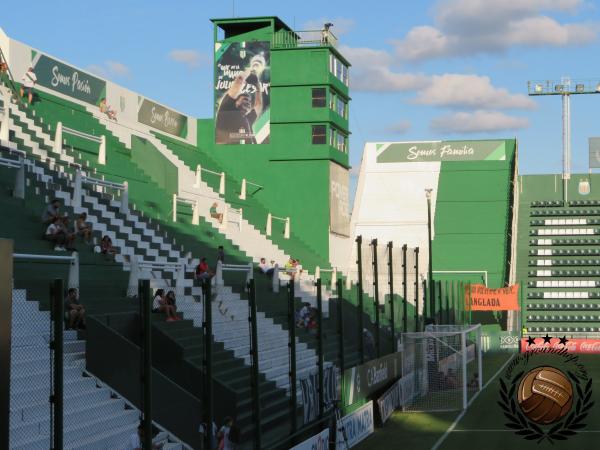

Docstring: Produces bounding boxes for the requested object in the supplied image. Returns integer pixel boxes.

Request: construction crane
[527,78,600,201]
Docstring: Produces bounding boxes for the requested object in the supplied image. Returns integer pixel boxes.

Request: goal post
[400,324,483,412]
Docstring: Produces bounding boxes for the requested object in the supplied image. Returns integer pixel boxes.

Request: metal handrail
[14,253,75,262]
[63,125,102,143]
[82,174,126,191]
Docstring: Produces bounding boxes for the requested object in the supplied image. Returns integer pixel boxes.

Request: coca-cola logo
[580,342,600,352]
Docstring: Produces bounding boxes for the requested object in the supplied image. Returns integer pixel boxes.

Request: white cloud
[430,110,529,133]
[168,49,208,69]
[414,74,536,109]
[303,17,355,36]
[385,120,412,134]
[393,0,597,60]
[86,61,130,78]
[340,46,429,92]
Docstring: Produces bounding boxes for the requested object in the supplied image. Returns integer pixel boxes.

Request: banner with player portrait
[214,41,271,144]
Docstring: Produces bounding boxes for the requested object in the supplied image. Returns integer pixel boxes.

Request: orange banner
[465,284,520,311]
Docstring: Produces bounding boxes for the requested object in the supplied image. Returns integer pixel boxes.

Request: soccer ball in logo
[517,367,573,424]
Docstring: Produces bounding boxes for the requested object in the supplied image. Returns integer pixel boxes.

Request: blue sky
[3,0,600,176]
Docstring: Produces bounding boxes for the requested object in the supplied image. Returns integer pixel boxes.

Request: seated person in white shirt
[258,257,274,277]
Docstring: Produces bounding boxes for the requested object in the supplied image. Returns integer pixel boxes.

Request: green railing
[272,29,338,49]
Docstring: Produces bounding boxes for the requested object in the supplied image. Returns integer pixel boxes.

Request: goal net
[399,324,483,412]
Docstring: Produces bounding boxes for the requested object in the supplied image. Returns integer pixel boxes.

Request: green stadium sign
[376,140,506,163]
[138,99,188,138]
[33,54,106,106]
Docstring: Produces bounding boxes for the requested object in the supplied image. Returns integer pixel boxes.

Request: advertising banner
[589,137,600,168]
[377,381,400,424]
[329,162,350,236]
[336,401,374,449]
[138,99,188,138]
[32,53,106,105]
[466,284,520,311]
[344,353,401,406]
[300,366,338,424]
[214,41,270,144]
[376,140,506,163]
[521,338,600,354]
[290,428,329,450]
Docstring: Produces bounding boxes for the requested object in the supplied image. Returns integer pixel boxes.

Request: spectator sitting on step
[296,302,311,328]
[44,217,67,251]
[59,216,77,251]
[99,98,117,121]
[100,235,117,260]
[20,67,37,105]
[210,202,223,224]
[75,212,93,244]
[152,288,179,322]
[64,288,86,330]
[166,290,178,310]
[125,422,163,450]
[258,258,274,277]
[217,245,225,264]
[42,198,61,225]
[217,416,237,450]
[195,257,214,282]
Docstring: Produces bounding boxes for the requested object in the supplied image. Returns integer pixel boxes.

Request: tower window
[312,125,327,144]
[312,88,326,107]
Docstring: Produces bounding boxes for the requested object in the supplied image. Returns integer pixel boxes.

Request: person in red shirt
[195,257,214,281]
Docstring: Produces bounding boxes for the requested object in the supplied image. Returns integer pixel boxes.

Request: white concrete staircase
[9,289,183,450]
[7,110,328,395]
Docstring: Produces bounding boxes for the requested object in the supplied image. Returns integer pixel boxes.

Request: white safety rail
[266,213,290,239]
[193,164,225,194]
[127,257,187,297]
[314,266,338,290]
[172,194,200,225]
[223,206,243,231]
[13,252,79,290]
[72,169,129,214]
[54,122,106,165]
[239,178,263,200]
[0,145,26,199]
[215,260,254,286]
[0,103,8,141]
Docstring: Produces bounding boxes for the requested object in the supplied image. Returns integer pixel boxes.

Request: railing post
[371,239,380,358]
[127,256,140,297]
[284,217,290,239]
[50,278,64,450]
[315,266,321,280]
[0,100,8,141]
[239,178,247,200]
[387,241,395,352]
[215,260,224,286]
[222,207,228,231]
[53,121,63,154]
[356,235,364,364]
[219,171,225,195]
[0,240,12,450]
[175,263,186,299]
[194,164,202,188]
[68,252,79,291]
[316,278,324,420]
[98,135,106,165]
[272,264,280,293]
[414,247,420,332]
[14,155,25,200]
[246,262,253,284]
[247,278,261,449]
[138,279,152,450]
[266,213,272,236]
[172,194,177,223]
[336,279,345,406]
[287,281,297,433]
[72,169,82,209]
[402,245,408,333]
[192,199,200,225]
[331,267,337,291]
[238,208,243,231]
[119,181,129,214]
[202,279,213,450]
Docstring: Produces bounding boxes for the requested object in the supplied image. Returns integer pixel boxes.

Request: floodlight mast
[528,78,600,202]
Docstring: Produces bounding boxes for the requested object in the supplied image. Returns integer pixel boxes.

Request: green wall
[432,139,516,288]
[131,135,178,196]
